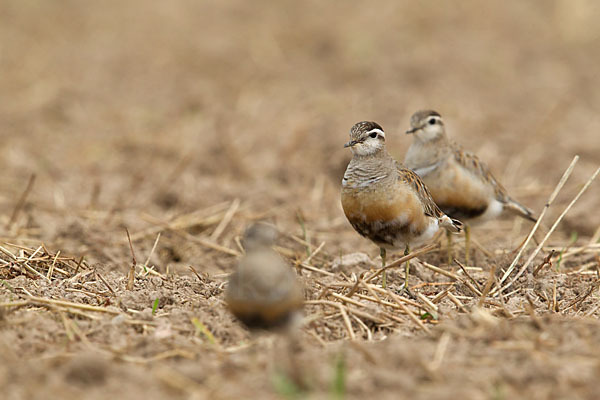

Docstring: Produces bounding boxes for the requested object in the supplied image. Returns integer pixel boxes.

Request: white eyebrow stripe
[366,128,385,137]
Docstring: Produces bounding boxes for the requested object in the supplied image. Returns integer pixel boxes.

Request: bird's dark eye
[428,118,436,125]
[369,132,378,138]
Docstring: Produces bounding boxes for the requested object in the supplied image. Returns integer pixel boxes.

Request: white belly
[410,218,440,246]
[478,199,504,221]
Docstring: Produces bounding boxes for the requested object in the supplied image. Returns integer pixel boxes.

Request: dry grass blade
[338,303,356,340]
[419,260,482,296]
[416,293,438,315]
[137,210,241,256]
[365,243,438,283]
[303,241,325,264]
[533,250,555,277]
[368,285,422,308]
[46,250,60,280]
[210,198,240,242]
[387,290,431,334]
[180,232,241,257]
[431,287,453,304]
[188,265,203,281]
[0,296,120,314]
[6,173,36,229]
[351,314,373,340]
[297,262,334,276]
[477,265,497,307]
[498,165,600,295]
[562,280,600,312]
[330,292,365,308]
[126,228,137,266]
[499,155,579,286]
[447,292,468,313]
[524,295,544,330]
[354,293,411,314]
[9,245,51,282]
[125,228,136,290]
[133,202,230,242]
[143,232,162,270]
[72,255,85,276]
[454,259,482,292]
[95,271,116,296]
[305,300,385,323]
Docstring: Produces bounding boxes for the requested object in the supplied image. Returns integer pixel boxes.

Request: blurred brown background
[1,0,599,255]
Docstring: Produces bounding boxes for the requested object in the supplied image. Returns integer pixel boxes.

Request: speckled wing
[452,146,507,199]
[396,162,445,219]
[451,145,536,222]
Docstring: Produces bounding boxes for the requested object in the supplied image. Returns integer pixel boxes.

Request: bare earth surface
[1,1,600,399]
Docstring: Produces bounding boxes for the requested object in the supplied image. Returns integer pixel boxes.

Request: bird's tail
[440,215,463,233]
[504,198,537,223]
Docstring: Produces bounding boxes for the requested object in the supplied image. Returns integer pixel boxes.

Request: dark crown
[350,121,384,138]
[410,110,441,126]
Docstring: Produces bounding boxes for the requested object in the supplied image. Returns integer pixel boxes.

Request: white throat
[350,129,386,157]
[415,128,443,143]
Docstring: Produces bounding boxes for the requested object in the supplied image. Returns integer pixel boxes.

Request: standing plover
[404,110,536,263]
[341,121,462,290]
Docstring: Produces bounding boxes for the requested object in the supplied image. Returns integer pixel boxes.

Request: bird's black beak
[405,127,418,134]
[344,140,359,148]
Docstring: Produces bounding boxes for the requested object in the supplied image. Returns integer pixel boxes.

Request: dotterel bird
[225,222,304,331]
[404,110,537,262]
[341,121,463,290]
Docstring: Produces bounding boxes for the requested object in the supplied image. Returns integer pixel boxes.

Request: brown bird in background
[225,222,304,330]
[404,110,537,263]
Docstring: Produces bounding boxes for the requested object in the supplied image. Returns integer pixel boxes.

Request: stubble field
[1,1,600,399]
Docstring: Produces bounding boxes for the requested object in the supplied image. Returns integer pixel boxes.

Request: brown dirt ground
[1,1,600,399]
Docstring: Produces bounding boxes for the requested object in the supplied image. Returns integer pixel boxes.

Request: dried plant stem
[352,314,373,340]
[305,300,384,323]
[96,271,116,296]
[303,241,325,264]
[297,262,334,276]
[180,232,241,257]
[387,290,431,334]
[454,259,482,292]
[562,281,600,312]
[418,260,482,296]
[498,156,579,286]
[498,164,600,295]
[0,296,120,314]
[6,173,36,229]
[143,232,162,269]
[338,303,356,340]
[477,265,497,307]
[364,243,438,283]
[210,198,240,241]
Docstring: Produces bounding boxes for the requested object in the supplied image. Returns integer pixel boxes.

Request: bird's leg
[465,224,471,266]
[403,244,410,293]
[446,230,453,266]
[380,247,387,288]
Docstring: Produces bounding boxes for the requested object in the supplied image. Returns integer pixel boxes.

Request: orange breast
[424,163,491,215]
[341,182,429,233]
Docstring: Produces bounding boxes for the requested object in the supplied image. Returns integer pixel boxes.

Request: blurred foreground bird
[341,121,463,291]
[404,110,537,263]
[225,222,304,331]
